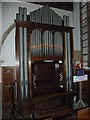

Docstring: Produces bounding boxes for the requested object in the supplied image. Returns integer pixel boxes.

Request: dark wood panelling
[2,67,15,117]
[84,69,90,106]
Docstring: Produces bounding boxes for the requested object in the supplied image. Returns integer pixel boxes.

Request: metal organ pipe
[23,7,28,99]
[18,7,24,100]
[15,6,72,100]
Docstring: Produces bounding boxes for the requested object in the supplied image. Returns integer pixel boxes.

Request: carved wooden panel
[2,67,15,116]
[32,62,64,97]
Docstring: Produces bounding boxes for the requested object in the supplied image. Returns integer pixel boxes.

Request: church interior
[0,1,90,120]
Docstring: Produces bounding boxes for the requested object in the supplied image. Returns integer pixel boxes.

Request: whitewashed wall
[1,2,80,67]
[0,1,2,55]
[0,1,2,118]
[0,1,2,83]
[73,2,80,50]
[1,2,43,66]
[0,2,2,39]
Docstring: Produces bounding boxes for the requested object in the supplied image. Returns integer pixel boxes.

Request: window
[80,2,89,67]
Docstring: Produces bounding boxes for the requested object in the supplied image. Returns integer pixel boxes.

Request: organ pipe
[16,6,72,101]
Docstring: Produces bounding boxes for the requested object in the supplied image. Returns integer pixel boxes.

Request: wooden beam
[30,2,73,11]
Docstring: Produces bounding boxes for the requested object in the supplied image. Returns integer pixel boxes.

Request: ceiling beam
[30,2,73,11]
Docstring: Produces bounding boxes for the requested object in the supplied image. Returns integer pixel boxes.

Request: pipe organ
[15,6,74,119]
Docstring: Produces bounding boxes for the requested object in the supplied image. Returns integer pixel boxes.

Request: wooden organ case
[15,6,74,119]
